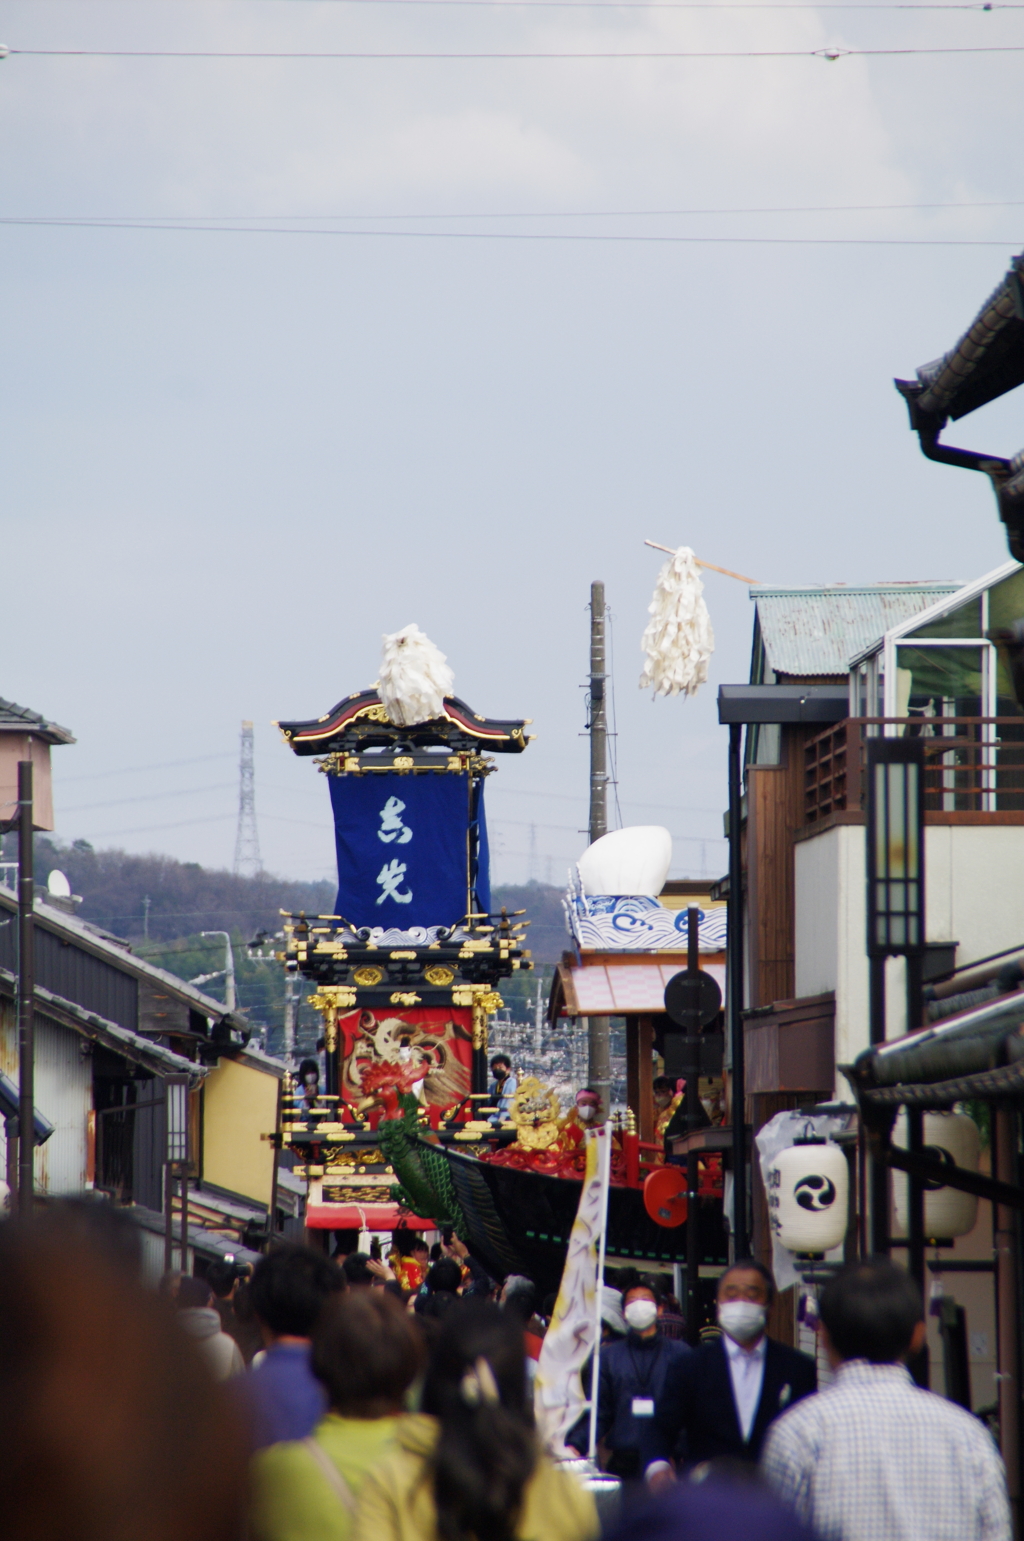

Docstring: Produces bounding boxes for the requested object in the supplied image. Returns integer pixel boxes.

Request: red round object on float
[643,1166,689,1228]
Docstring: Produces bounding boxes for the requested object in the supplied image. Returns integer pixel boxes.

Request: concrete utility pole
[233,721,263,878]
[201,930,236,1012]
[588,581,611,1110]
[283,972,297,1061]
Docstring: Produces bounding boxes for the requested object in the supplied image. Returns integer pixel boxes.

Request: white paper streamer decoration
[639,546,715,698]
[768,1140,849,1256]
[377,623,455,727]
[893,1111,980,1242]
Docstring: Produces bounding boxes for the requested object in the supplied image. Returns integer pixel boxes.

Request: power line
[63,813,237,838]
[19,199,1024,219]
[59,751,235,784]
[9,42,1024,57]
[67,1,1024,8]
[60,781,235,813]
[1,218,1019,246]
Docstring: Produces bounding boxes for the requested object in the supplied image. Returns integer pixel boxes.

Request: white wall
[795,822,1024,1090]
[794,823,869,1088]
[925,825,1024,964]
[0,1001,91,1195]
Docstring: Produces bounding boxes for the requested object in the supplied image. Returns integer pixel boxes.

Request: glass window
[908,597,983,640]
[988,569,1024,633]
[894,645,986,719]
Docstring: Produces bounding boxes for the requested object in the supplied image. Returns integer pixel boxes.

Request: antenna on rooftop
[233,721,263,878]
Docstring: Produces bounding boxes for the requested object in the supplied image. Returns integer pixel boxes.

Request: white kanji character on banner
[376,859,413,905]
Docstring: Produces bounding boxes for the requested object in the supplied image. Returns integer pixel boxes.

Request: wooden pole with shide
[587,581,611,1112]
[685,906,702,1340]
[17,760,35,1217]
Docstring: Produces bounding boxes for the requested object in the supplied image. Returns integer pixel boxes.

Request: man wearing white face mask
[669,1260,816,1467]
[569,1280,692,1481]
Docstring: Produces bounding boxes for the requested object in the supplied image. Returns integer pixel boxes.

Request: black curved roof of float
[277,689,531,756]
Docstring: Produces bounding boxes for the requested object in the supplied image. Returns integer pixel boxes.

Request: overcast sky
[2,0,1023,888]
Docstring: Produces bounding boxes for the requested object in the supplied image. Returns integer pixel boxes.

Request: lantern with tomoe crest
[892,1110,980,1243]
[767,1133,849,1257]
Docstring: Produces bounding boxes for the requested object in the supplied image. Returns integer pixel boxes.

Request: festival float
[272,617,727,1295]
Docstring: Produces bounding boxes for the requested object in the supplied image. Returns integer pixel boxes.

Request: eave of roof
[0,966,207,1080]
[0,696,75,745]
[0,886,245,1025]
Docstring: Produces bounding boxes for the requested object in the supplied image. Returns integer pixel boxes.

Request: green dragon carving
[376,1094,470,1241]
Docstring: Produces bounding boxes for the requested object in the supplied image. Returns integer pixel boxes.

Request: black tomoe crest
[794,1174,837,1212]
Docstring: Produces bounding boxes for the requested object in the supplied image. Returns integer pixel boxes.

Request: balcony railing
[804,717,1024,826]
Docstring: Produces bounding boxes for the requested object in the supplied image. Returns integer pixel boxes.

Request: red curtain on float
[337,1007,474,1109]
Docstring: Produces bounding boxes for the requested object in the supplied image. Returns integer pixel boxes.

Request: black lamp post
[717,684,849,1264]
[865,736,928,1378]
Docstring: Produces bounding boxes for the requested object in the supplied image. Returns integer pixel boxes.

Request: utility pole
[143,894,151,940]
[283,972,297,1061]
[233,721,262,878]
[17,761,35,1216]
[201,931,236,1012]
[588,580,611,1110]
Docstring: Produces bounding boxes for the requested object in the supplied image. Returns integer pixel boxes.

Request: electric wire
[2,218,1020,246]
[10,41,1024,55]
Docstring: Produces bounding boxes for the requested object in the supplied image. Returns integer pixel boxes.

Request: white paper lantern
[893,1111,980,1242]
[768,1139,849,1256]
[577,826,672,897]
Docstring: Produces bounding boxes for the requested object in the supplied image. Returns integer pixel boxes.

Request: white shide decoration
[639,546,715,699]
[892,1110,981,1242]
[377,622,455,726]
[577,826,673,898]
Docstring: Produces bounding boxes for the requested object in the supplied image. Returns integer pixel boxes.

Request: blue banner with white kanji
[328,773,489,929]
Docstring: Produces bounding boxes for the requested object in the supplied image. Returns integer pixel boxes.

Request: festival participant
[250,1290,424,1541]
[177,1275,246,1381]
[559,1088,603,1154]
[353,1300,599,1541]
[297,1059,322,1119]
[389,1232,430,1295]
[653,1078,683,1144]
[761,1259,1010,1541]
[240,1245,347,1451]
[570,1280,692,1481]
[667,1260,816,1466]
[488,1054,519,1122]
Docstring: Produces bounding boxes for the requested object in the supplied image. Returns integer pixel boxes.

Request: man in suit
[668,1259,817,1466]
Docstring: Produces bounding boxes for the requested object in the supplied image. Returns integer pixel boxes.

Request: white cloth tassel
[377,623,455,726]
[639,546,715,698]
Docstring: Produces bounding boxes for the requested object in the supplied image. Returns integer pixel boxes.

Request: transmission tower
[233,720,263,877]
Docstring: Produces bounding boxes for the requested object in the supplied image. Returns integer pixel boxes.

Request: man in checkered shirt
[761,1259,1010,1541]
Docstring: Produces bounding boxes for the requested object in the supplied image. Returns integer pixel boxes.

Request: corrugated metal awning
[753,585,959,678]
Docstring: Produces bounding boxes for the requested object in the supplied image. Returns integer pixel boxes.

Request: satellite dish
[643,1165,689,1228]
[577,826,672,896]
[47,870,72,899]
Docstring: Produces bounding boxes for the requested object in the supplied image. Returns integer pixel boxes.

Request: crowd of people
[0,1200,1012,1541]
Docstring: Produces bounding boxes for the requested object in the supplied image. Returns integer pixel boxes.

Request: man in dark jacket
[668,1259,816,1465]
[570,1280,692,1480]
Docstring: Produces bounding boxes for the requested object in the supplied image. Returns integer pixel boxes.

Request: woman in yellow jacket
[250,1288,424,1541]
[354,1301,599,1541]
